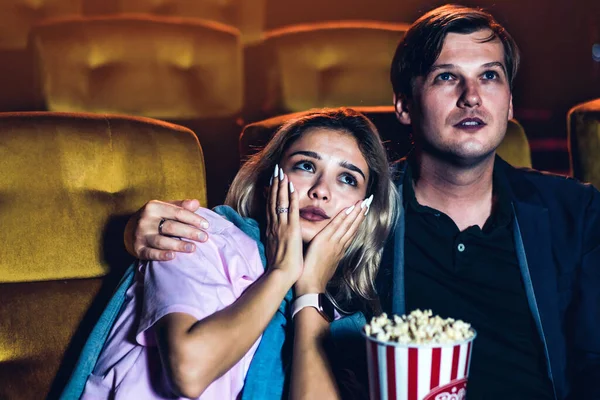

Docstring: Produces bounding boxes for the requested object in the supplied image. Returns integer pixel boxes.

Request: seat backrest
[30,15,243,119]
[83,0,266,44]
[568,98,600,189]
[497,118,532,168]
[259,22,409,114]
[0,112,207,399]
[240,106,532,168]
[265,0,418,29]
[0,0,81,50]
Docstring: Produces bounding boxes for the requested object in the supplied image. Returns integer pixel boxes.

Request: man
[125,5,599,399]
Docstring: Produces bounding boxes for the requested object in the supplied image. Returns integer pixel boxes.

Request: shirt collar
[402,157,513,230]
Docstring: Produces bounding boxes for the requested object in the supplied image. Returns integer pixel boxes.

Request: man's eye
[483,71,499,80]
[436,72,453,81]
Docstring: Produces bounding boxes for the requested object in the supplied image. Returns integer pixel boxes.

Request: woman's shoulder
[195,207,235,234]
[193,207,263,270]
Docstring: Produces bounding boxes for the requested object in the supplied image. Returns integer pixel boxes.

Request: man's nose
[457,80,481,108]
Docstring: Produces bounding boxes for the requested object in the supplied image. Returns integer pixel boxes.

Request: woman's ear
[393,94,412,126]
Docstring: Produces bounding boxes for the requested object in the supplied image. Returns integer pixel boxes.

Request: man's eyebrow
[481,61,508,76]
[429,61,507,75]
[289,150,366,180]
[429,63,456,73]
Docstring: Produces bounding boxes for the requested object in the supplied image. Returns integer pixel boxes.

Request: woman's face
[280,128,370,243]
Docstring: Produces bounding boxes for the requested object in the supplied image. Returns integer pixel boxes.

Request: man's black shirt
[402,162,554,399]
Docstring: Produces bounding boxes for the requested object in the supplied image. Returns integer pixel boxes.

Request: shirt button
[457,243,466,252]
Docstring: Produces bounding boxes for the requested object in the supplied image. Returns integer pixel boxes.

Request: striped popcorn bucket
[363,330,476,400]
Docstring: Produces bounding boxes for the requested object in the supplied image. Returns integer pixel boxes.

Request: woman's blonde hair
[225,108,399,315]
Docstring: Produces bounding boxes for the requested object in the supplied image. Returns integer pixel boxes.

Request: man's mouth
[454,118,486,129]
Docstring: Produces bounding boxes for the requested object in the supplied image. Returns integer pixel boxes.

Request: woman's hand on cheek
[296,195,373,297]
[265,165,304,287]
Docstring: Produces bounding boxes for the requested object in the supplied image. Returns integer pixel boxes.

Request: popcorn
[364,309,475,345]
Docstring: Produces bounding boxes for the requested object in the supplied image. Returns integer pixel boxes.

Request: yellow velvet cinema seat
[247,21,409,117]
[0,0,81,111]
[0,112,207,400]
[265,0,415,28]
[0,0,81,50]
[30,15,242,119]
[240,107,532,168]
[30,14,244,206]
[83,0,266,45]
[568,98,600,189]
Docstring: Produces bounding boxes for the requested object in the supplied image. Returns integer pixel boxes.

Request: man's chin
[424,145,497,167]
[451,150,497,167]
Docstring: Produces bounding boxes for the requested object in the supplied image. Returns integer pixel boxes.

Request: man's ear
[394,94,412,126]
[508,94,514,121]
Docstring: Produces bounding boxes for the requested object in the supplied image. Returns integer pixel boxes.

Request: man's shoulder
[508,164,596,196]
[502,162,600,216]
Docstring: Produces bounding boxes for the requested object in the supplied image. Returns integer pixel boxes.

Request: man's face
[397,29,513,165]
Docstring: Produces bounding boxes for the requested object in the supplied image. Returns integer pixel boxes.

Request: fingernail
[166,252,175,260]
[269,176,273,186]
[197,232,207,241]
[289,181,294,193]
[364,195,374,215]
[201,221,209,229]
[345,205,356,215]
[361,194,374,209]
[184,243,194,252]
[279,169,284,181]
[274,164,279,177]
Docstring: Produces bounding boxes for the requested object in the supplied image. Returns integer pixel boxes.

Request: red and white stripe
[366,339,473,400]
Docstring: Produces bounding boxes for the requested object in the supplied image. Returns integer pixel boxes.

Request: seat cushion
[0,278,103,400]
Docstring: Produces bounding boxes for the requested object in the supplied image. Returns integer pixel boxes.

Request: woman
[79,108,398,399]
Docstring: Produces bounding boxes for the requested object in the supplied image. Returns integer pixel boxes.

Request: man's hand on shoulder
[124,199,210,261]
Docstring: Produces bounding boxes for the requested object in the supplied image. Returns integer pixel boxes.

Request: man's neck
[411,152,496,231]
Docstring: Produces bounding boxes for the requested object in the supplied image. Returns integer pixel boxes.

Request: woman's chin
[299,220,324,243]
[301,230,317,244]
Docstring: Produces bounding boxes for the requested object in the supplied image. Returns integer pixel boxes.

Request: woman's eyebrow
[288,150,320,160]
[289,150,366,180]
[340,161,366,180]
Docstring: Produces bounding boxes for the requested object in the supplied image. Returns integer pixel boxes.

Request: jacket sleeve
[570,185,600,399]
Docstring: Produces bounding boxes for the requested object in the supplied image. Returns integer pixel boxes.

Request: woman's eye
[340,174,357,186]
[295,161,314,172]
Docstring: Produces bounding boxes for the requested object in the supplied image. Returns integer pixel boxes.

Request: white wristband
[291,293,335,322]
[291,294,320,319]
